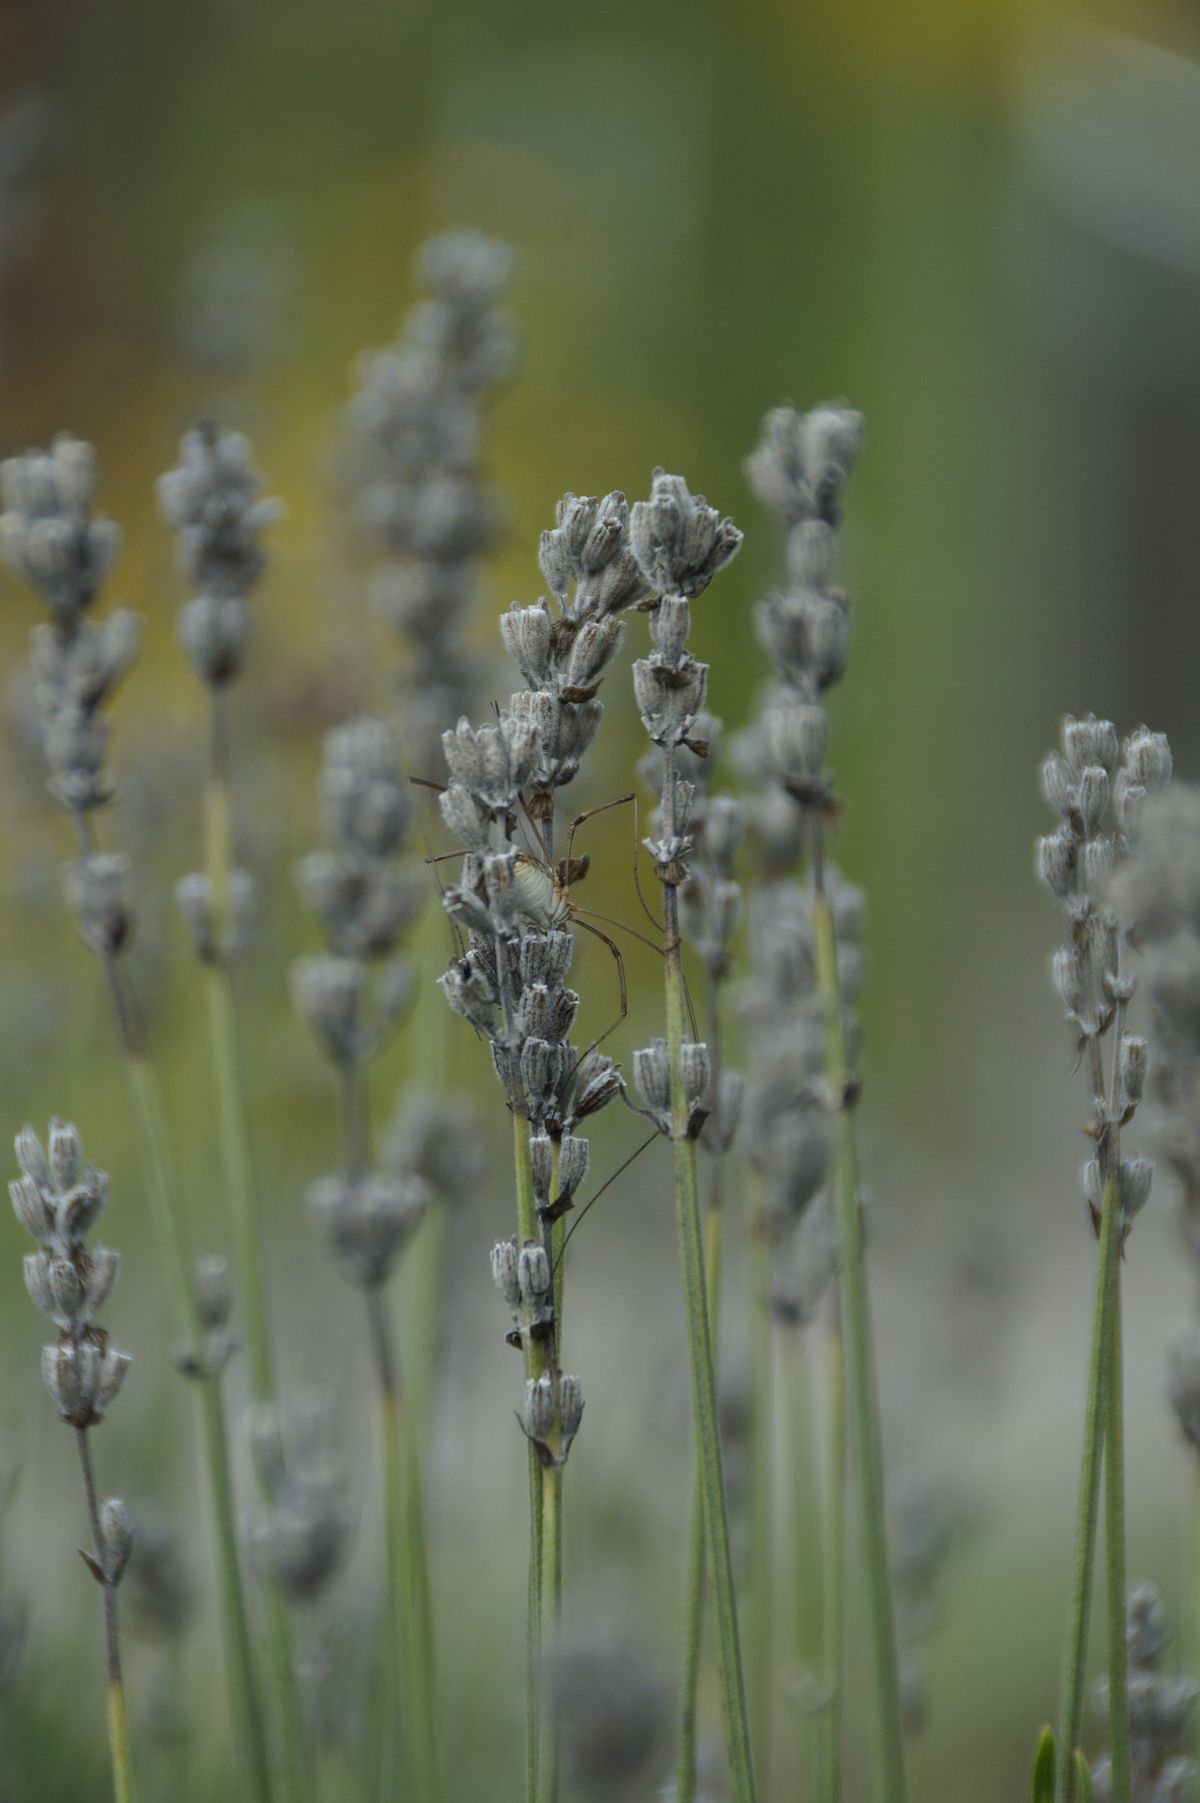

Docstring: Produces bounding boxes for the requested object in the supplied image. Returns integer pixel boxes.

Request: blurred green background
[1,0,1200,1797]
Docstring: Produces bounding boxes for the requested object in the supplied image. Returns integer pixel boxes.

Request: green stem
[784,1325,824,1800]
[203,695,312,1803]
[1053,1176,1120,1803]
[204,690,275,1403]
[662,885,758,1803]
[1103,1248,1131,1803]
[123,1054,273,1803]
[810,866,907,1803]
[539,1462,562,1803]
[513,1110,544,1803]
[76,1428,137,1803]
[368,1286,442,1803]
[678,1199,724,1803]
[821,1305,845,1803]
[747,1229,774,1788]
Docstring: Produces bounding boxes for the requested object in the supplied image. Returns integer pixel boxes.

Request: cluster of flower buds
[11,1120,131,1430]
[247,1391,352,1607]
[491,1237,585,1466]
[740,874,864,1248]
[500,490,651,812]
[157,422,281,687]
[1091,1582,1198,1802]
[1037,714,1171,1238]
[174,1254,237,1382]
[0,436,139,824]
[631,472,742,890]
[888,1472,957,1736]
[307,1169,428,1290]
[1108,785,1200,1263]
[632,1036,711,1142]
[736,402,864,869]
[346,231,517,771]
[293,717,423,1064]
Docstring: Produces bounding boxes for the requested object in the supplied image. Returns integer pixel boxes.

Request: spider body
[513,852,590,931]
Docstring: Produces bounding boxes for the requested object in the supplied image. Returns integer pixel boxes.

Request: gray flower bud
[680,1041,711,1110]
[633,1040,670,1117]
[1124,726,1172,792]
[1119,1155,1153,1225]
[1077,767,1110,838]
[524,1374,555,1443]
[194,1255,232,1331]
[491,1238,521,1312]
[558,1374,584,1445]
[1119,1035,1147,1112]
[1063,715,1119,776]
[48,1119,81,1193]
[557,1134,589,1201]
[100,1498,134,1584]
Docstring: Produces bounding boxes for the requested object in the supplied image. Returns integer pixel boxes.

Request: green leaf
[1073,1751,1094,1803]
[1030,1726,1056,1803]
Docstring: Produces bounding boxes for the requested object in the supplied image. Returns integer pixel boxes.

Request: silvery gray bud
[518,1242,552,1310]
[291,957,364,1065]
[524,1374,555,1443]
[100,1498,134,1584]
[86,1247,120,1318]
[565,616,624,690]
[491,1238,521,1312]
[48,1119,81,1193]
[43,1341,99,1423]
[59,1168,108,1242]
[680,1042,711,1110]
[633,1041,670,1117]
[1119,1156,1153,1225]
[1051,947,1088,1021]
[1040,752,1077,819]
[1124,727,1172,792]
[530,1133,554,1209]
[177,595,251,684]
[194,1255,232,1331]
[10,1176,52,1243]
[1084,838,1114,895]
[95,1347,132,1413]
[23,1251,54,1317]
[558,1374,584,1445]
[557,1134,589,1200]
[441,719,484,792]
[702,795,745,871]
[14,1125,49,1193]
[1063,715,1119,776]
[49,1257,84,1325]
[567,1049,623,1121]
[1119,1036,1147,1112]
[500,602,554,686]
[1077,767,1109,838]
[1083,1159,1104,1216]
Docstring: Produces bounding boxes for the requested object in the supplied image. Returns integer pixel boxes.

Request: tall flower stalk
[654,718,745,1803]
[627,469,757,1803]
[437,488,639,1801]
[0,439,271,1801]
[11,1120,135,1803]
[739,401,907,1802]
[158,423,315,1803]
[1036,715,1171,1802]
[292,717,436,1801]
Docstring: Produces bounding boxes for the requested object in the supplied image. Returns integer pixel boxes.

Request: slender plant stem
[513,1108,545,1803]
[204,687,275,1400]
[747,1227,774,1789]
[1053,1175,1120,1803]
[76,1429,136,1803]
[539,1462,562,1803]
[1103,1248,1131,1803]
[122,1051,273,1803]
[203,691,314,1803]
[662,877,758,1803]
[367,1285,442,1803]
[810,831,907,1803]
[677,1198,724,1803]
[821,1299,845,1803]
[783,1326,824,1799]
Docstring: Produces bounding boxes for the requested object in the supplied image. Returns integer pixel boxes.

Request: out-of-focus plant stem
[811,822,906,1803]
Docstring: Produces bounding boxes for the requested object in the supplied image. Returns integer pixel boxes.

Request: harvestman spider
[413,784,696,1048]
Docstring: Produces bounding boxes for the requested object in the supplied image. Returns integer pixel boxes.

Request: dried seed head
[630,469,742,601]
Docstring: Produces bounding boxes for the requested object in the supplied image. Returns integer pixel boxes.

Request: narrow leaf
[1030,1726,1056,1803]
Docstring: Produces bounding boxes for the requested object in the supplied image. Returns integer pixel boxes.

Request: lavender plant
[11,1120,135,1803]
[1037,715,1172,1802]
[292,714,436,1801]
[437,488,641,1803]
[1090,1583,1198,1802]
[345,229,516,773]
[628,468,758,1803]
[0,438,271,1801]
[739,401,908,1803]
